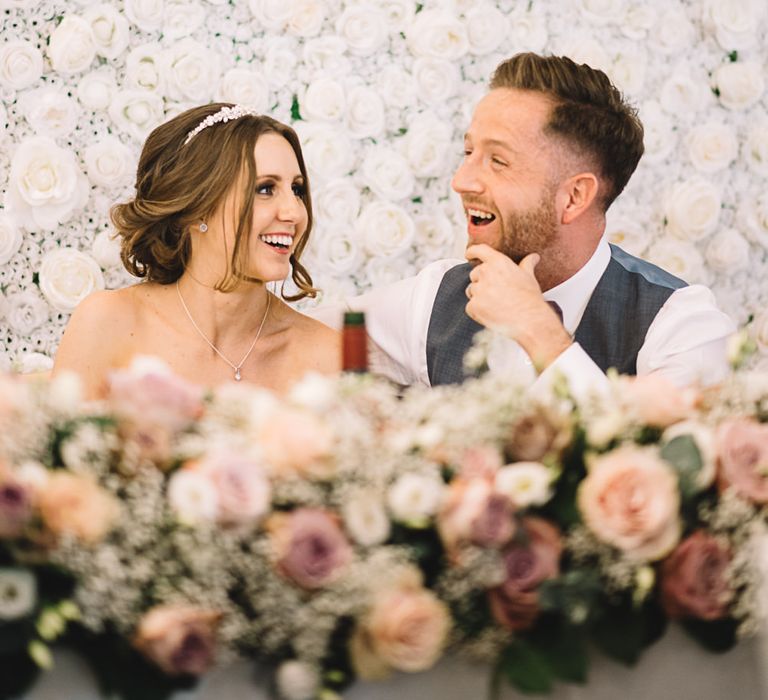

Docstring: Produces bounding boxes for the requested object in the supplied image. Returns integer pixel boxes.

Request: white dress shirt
[311,239,736,393]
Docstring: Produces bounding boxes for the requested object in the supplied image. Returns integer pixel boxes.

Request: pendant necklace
[176,280,271,382]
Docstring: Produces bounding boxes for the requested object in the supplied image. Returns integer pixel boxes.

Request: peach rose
[505,406,570,463]
[38,472,118,543]
[578,447,681,561]
[133,604,221,676]
[487,516,561,631]
[350,579,451,679]
[716,417,768,504]
[660,530,733,621]
[458,445,503,479]
[619,374,697,428]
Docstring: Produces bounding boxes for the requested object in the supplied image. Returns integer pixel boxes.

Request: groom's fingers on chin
[465,243,497,263]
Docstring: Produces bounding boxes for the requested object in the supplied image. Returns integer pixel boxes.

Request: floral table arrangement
[1,356,767,700]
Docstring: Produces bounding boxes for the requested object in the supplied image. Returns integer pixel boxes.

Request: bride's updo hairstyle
[112,103,317,300]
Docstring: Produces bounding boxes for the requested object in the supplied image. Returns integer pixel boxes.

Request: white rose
[664,178,721,242]
[287,0,325,38]
[387,472,445,525]
[311,226,362,275]
[91,229,123,269]
[124,44,163,94]
[14,352,53,375]
[361,147,414,201]
[302,77,346,122]
[357,201,415,257]
[620,4,654,40]
[379,0,414,30]
[659,66,709,117]
[577,0,625,24]
[604,210,650,257]
[586,408,631,449]
[737,191,768,248]
[412,58,458,105]
[637,101,676,164]
[108,89,165,141]
[0,569,36,620]
[662,420,717,490]
[48,371,84,414]
[124,0,164,32]
[704,228,749,272]
[83,4,130,60]
[248,0,291,29]
[275,661,320,700]
[5,137,89,231]
[48,16,96,75]
[335,4,387,56]
[162,39,221,103]
[508,7,548,52]
[406,10,469,60]
[295,122,354,181]
[712,61,765,111]
[77,68,116,110]
[651,7,695,54]
[686,122,738,174]
[342,490,391,546]
[745,119,768,177]
[216,68,269,111]
[557,36,611,74]
[609,48,646,96]
[464,3,508,56]
[402,113,452,178]
[301,36,349,77]
[163,0,206,40]
[0,40,43,91]
[704,0,765,50]
[751,309,768,354]
[495,462,553,508]
[364,255,413,288]
[38,248,105,313]
[167,469,219,525]
[646,239,709,286]
[4,290,49,334]
[261,37,298,88]
[414,213,457,255]
[314,177,360,223]
[288,372,337,411]
[376,65,417,110]
[0,212,22,265]
[346,86,385,140]
[19,87,79,139]
[84,137,135,189]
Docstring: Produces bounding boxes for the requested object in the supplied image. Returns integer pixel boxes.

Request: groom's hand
[464,244,572,371]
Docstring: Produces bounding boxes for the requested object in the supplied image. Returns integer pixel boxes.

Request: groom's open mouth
[259,233,293,252]
[466,207,496,226]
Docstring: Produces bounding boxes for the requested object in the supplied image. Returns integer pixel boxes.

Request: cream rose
[604,209,650,256]
[508,7,548,52]
[713,61,765,111]
[124,0,164,32]
[752,309,768,354]
[302,77,346,122]
[386,471,444,526]
[91,229,123,269]
[660,67,708,118]
[261,37,298,88]
[646,239,708,286]
[664,177,721,241]
[495,462,553,508]
[738,191,768,248]
[619,374,697,428]
[579,446,681,561]
[313,178,360,224]
[637,101,676,163]
[335,4,387,56]
[48,16,96,74]
[167,467,219,525]
[302,36,350,77]
[84,137,134,189]
[5,137,89,231]
[361,147,414,201]
[162,39,221,102]
[412,58,458,105]
[276,660,320,700]
[342,489,391,547]
[357,201,415,257]
[745,119,768,177]
[287,0,325,38]
[704,0,765,50]
[376,65,417,109]
[294,123,354,181]
[20,87,79,139]
[577,0,624,24]
[651,7,695,54]
[0,212,22,266]
[705,228,750,272]
[15,352,54,375]
[686,122,738,173]
[620,5,654,40]
[609,49,647,96]
[378,0,413,29]
[163,0,206,40]
[77,68,117,111]
[38,248,105,313]
[83,4,130,60]
[0,40,43,91]
[108,89,165,141]
[248,0,291,29]
[311,226,362,275]
[402,113,452,178]
[216,68,269,111]
[414,213,457,256]
[125,43,164,93]
[465,3,508,56]
[4,290,49,335]
[406,10,468,60]
[345,86,385,140]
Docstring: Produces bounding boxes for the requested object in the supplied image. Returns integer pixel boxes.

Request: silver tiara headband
[183,105,262,146]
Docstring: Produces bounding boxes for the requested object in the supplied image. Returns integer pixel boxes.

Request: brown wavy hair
[490,53,644,211]
[112,103,317,300]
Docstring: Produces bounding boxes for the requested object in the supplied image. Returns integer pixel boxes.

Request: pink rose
[0,476,33,538]
[488,516,561,631]
[437,477,515,556]
[578,447,681,561]
[350,578,451,679]
[505,407,571,463]
[459,446,503,479]
[660,530,733,621]
[133,605,221,676]
[269,508,352,589]
[716,417,768,504]
[620,374,697,428]
[258,407,334,479]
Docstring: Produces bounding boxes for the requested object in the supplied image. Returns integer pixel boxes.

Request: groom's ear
[558,172,600,225]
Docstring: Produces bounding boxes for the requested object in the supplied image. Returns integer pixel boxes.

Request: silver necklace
[176,280,271,382]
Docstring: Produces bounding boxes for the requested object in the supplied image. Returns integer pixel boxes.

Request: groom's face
[451,88,560,263]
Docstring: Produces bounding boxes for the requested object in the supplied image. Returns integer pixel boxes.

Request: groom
[327,53,735,391]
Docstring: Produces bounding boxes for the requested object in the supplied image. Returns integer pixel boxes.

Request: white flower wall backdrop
[0,0,767,372]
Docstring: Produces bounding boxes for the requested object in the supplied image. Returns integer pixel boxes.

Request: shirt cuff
[531,342,609,402]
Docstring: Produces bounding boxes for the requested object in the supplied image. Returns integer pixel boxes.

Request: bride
[52,104,339,398]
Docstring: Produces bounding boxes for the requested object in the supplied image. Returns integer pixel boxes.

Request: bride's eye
[292,182,306,197]
[256,182,274,195]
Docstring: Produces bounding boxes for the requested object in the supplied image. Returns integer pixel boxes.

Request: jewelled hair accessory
[183,105,261,146]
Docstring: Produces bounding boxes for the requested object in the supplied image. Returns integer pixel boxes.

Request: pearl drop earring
[199,222,208,233]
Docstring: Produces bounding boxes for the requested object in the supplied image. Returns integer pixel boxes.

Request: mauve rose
[0,478,32,538]
[620,375,697,428]
[505,407,570,462]
[661,530,733,620]
[133,605,221,676]
[269,508,352,589]
[716,417,768,504]
[488,517,561,630]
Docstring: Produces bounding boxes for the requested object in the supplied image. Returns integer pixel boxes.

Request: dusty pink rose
[716,417,768,504]
[350,579,451,679]
[0,476,33,538]
[459,446,503,479]
[133,605,221,676]
[660,530,733,621]
[437,477,515,556]
[578,447,681,561]
[620,374,697,428]
[258,407,334,479]
[488,516,562,631]
[505,407,571,463]
[269,508,352,589]
[38,472,118,543]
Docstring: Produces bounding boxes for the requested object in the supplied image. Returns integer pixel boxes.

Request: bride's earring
[199,221,208,233]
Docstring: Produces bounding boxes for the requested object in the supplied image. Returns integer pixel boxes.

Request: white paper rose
[379,0,414,30]
[124,0,164,32]
[508,7,548,52]
[302,77,346,122]
[295,123,354,181]
[703,0,765,50]
[737,192,768,248]
[5,137,89,231]
[302,37,350,77]
[108,89,165,141]
[15,352,54,375]
[406,10,469,60]
[387,472,444,525]
[91,229,123,269]
[84,137,135,189]
[77,68,117,111]
[38,248,105,313]
[638,101,676,163]
[335,4,387,56]
[248,0,291,29]
[712,61,765,111]
[125,43,164,93]
[620,5,654,39]
[345,86,385,140]
[402,113,452,178]
[0,212,22,266]
[651,8,695,54]
[163,0,206,40]
[361,147,414,202]
[412,58,458,105]
[609,48,646,96]
[0,40,43,91]
[414,213,457,256]
[261,37,298,88]
[464,3,508,56]
[48,16,96,74]
[577,0,625,24]
[686,122,738,173]
[162,39,221,103]
[557,36,611,74]
[357,201,415,257]
[364,256,413,288]
[5,289,49,334]
[216,68,269,111]
[664,178,721,242]
[83,4,130,60]
[704,228,749,273]
[311,226,362,275]
[18,87,78,139]
[287,0,325,38]
[314,178,361,224]
[342,490,391,546]
[660,66,709,118]
[376,65,417,110]
[646,239,709,286]
[751,309,768,355]
[744,119,768,177]
[604,210,650,257]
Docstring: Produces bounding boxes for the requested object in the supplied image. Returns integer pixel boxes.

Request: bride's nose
[277,189,304,223]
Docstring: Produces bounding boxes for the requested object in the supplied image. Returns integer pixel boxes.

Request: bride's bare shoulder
[282,303,341,374]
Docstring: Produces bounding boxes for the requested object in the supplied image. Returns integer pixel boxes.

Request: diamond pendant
[235,368,242,381]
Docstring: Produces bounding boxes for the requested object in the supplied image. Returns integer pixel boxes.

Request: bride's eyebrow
[255,173,305,181]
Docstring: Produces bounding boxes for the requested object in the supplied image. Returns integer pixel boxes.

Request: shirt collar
[543,238,611,334]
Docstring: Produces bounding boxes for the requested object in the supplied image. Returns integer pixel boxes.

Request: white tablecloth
[21,625,767,700]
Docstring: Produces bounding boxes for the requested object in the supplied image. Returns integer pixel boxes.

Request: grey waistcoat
[425,244,687,386]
